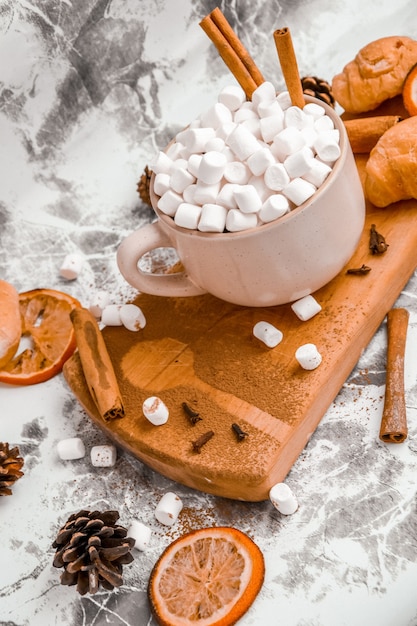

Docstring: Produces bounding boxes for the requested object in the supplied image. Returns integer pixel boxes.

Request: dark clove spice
[232,423,248,441]
[182,401,202,424]
[369,224,388,254]
[192,430,214,453]
[346,264,372,275]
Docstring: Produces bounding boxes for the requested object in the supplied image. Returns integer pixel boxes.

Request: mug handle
[116,222,207,297]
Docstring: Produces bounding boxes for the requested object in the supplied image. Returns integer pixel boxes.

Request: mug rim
[149,95,348,240]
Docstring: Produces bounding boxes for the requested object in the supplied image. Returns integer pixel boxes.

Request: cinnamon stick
[343,116,402,153]
[200,8,264,99]
[379,308,409,443]
[70,307,125,421]
[273,27,305,109]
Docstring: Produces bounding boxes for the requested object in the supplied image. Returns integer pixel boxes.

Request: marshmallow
[234,184,262,213]
[273,126,306,157]
[101,304,123,326]
[302,159,332,187]
[153,172,171,196]
[257,99,283,119]
[226,124,260,161]
[283,178,316,206]
[181,127,216,153]
[216,121,237,141]
[248,175,272,202]
[174,203,202,229]
[313,133,341,162]
[150,150,172,174]
[303,102,325,120]
[143,396,169,425]
[226,209,258,232]
[198,151,227,185]
[59,253,84,280]
[166,141,186,160]
[88,290,111,319]
[295,343,322,369]
[128,520,152,551]
[284,106,311,130]
[90,444,117,467]
[218,84,246,111]
[204,137,226,153]
[251,80,276,106]
[291,295,322,321]
[187,153,203,178]
[182,183,197,204]
[241,117,262,140]
[57,437,85,461]
[234,107,258,123]
[223,161,251,185]
[284,147,314,179]
[157,189,183,216]
[259,113,285,143]
[269,482,298,515]
[276,91,292,110]
[170,167,195,194]
[216,183,238,209]
[247,147,276,176]
[264,163,290,191]
[253,321,283,347]
[193,180,221,205]
[155,492,183,526]
[198,204,227,232]
[314,115,334,132]
[259,194,290,223]
[119,303,147,330]
[200,102,233,129]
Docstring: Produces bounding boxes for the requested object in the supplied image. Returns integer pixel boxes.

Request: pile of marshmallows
[150,81,341,233]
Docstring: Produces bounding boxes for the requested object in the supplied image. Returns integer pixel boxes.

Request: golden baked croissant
[365,116,417,207]
[332,36,417,113]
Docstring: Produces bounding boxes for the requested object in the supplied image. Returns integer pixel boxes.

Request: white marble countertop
[1,1,417,625]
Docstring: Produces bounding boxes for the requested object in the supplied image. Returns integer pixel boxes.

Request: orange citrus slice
[148,526,265,626]
[403,63,417,116]
[0,288,81,385]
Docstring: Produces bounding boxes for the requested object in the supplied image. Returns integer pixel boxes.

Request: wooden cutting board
[64,152,417,502]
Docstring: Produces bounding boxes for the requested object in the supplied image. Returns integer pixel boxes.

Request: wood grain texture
[64,154,417,501]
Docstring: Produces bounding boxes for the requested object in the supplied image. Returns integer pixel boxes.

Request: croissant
[364,116,417,207]
[332,36,417,113]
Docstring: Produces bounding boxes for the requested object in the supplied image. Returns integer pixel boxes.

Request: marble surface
[1,1,417,625]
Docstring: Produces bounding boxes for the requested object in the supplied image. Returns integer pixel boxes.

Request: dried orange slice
[148,526,265,626]
[0,288,81,385]
[403,63,417,116]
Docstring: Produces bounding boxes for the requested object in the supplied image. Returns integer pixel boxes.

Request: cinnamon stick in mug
[379,308,409,443]
[70,307,125,421]
[200,8,264,99]
[273,27,305,109]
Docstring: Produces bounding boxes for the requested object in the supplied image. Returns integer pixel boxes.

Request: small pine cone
[52,509,135,595]
[301,76,335,108]
[0,442,24,496]
[137,165,153,206]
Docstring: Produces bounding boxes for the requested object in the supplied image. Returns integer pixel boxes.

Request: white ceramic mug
[117,99,365,307]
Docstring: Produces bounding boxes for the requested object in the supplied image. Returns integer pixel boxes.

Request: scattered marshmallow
[155,491,183,526]
[291,295,322,321]
[119,303,146,331]
[128,520,152,551]
[295,343,322,370]
[253,321,283,348]
[59,253,84,280]
[57,437,86,461]
[101,304,123,326]
[88,290,111,319]
[269,482,298,515]
[143,396,169,425]
[90,444,117,467]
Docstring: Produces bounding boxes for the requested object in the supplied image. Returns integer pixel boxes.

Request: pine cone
[0,442,24,496]
[301,76,335,108]
[137,165,153,206]
[52,509,135,595]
